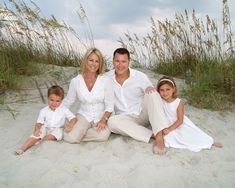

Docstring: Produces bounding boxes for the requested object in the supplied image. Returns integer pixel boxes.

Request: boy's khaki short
[30,127,63,140]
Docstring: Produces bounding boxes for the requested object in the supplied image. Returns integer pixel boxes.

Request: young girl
[15,85,77,155]
[156,76,222,152]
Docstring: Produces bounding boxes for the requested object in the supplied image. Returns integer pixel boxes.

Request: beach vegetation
[0,0,88,92]
[119,0,235,110]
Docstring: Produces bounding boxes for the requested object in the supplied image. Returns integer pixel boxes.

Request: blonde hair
[157,76,177,99]
[81,48,105,75]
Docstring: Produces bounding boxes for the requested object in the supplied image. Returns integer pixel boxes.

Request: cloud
[3,0,234,57]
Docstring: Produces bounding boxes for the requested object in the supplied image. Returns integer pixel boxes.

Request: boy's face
[48,94,62,110]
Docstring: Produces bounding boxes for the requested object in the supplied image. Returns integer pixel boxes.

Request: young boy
[15,85,77,155]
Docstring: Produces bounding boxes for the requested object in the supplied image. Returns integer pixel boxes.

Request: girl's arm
[163,101,184,135]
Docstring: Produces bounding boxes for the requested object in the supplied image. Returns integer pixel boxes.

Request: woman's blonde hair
[157,76,177,99]
[81,48,105,75]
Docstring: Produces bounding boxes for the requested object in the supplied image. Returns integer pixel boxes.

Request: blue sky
[1,0,234,57]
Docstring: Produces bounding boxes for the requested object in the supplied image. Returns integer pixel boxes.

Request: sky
[1,0,235,58]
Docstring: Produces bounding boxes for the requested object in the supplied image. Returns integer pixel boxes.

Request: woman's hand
[64,124,74,133]
[96,119,106,131]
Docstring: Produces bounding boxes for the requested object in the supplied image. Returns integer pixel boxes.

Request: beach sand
[0,66,234,188]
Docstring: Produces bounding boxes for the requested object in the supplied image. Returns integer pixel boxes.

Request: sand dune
[0,66,234,188]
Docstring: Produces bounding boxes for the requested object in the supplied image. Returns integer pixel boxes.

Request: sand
[0,65,234,188]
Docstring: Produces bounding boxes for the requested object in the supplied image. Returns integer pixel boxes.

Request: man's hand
[145,86,156,94]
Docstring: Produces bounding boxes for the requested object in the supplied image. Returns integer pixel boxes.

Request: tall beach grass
[119,0,235,110]
[0,0,90,91]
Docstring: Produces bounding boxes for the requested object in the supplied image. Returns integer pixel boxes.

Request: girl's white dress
[163,98,214,152]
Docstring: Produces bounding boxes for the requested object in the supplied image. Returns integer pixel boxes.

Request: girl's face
[85,53,100,74]
[159,83,175,102]
[48,94,62,111]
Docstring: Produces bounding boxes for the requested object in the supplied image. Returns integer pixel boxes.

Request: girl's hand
[33,129,40,137]
[145,86,156,94]
[163,128,170,135]
[96,120,106,131]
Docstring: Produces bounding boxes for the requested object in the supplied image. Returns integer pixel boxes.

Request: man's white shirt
[106,68,152,115]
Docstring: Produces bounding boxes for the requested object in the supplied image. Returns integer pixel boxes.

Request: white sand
[0,66,235,188]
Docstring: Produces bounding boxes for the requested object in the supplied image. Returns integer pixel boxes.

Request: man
[107,48,169,155]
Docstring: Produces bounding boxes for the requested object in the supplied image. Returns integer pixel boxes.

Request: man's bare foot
[212,142,223,148]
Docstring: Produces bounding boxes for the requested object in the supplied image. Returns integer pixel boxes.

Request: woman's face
[85,53,100,74]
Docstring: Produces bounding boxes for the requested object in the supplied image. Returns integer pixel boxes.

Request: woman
[62,48,113,143]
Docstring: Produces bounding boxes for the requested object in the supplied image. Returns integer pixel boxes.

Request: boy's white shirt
[37,105,75,128]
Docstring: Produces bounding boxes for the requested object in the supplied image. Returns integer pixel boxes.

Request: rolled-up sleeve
[104,77,114,113]
[65,108,76,121]
[143,74,153,89]
[62,78,77,109]
[36,108,46,124]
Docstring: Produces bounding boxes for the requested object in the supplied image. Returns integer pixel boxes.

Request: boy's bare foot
[212,142,223,148]
[15,149,24,155]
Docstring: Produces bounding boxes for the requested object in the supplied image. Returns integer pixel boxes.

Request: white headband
[158,78,175,86]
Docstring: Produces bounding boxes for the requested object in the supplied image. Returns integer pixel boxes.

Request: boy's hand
[33,129,40,137]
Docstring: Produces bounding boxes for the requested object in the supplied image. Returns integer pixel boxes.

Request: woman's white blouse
[62,74,114,123]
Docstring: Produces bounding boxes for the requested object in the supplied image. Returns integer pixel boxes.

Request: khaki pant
[63,114,111,143]
[108,92,168,143]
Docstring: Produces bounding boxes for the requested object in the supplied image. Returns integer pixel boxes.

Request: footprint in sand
[188,156,201,165]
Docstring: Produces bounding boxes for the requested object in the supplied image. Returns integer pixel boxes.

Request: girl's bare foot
[153,141,166,155]
[212,142,223,148]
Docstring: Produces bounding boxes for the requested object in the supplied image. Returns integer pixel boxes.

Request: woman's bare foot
[212,142,223,148]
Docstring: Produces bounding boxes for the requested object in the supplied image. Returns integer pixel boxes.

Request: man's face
[113,53,130,76]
